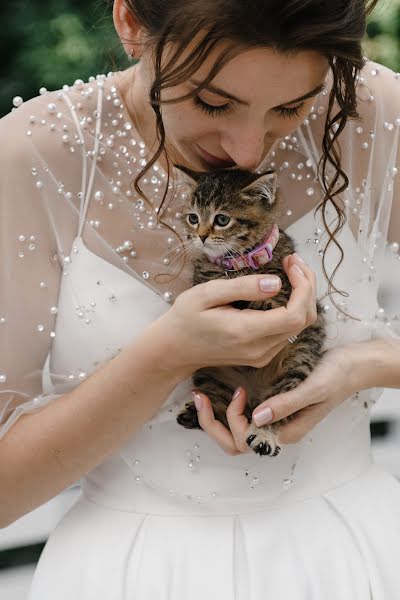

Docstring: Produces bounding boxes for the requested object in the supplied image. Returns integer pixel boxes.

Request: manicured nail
[293,253,305,263]
[233,387,243,401]
[291,264,305,277]
[192,392,202,411]
[253,407,273,426]
[259,276,280,292]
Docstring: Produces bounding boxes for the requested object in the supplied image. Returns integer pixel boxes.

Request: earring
[129,49,135,61]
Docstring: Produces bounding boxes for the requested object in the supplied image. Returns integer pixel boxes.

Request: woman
[0,0,399,597]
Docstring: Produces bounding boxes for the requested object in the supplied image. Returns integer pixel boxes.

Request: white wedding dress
[0,59,399,599]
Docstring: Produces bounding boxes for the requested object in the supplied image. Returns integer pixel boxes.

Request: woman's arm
[349,338,400,392]
[0,322,185,528]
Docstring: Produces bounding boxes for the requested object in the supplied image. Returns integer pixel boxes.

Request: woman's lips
[195,145,236,168]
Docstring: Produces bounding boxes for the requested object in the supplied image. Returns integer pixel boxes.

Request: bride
[0,0,399,597]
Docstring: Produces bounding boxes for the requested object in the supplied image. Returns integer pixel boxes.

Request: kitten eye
[214,214,231,227]
[187,213,199,225]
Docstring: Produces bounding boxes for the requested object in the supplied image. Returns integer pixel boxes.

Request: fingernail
[291,264,305,277]
[192,391,202,411]
[259,276,281,292]
[233,387,242,401]
[253,407,273,426]
[293,253,305,263]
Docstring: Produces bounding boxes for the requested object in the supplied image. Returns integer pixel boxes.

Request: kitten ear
[174,164,202,190]
[242,171,277,206]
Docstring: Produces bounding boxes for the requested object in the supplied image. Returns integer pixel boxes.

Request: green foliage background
[1,0,399,117]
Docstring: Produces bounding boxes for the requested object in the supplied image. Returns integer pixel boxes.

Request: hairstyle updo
[107,0,379,315]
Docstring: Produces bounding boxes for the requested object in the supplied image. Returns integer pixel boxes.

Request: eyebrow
[189,79,326,107]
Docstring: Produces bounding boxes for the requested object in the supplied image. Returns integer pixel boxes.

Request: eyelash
[193,96,306,119]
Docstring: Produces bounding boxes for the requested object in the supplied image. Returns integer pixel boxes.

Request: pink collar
[208,224,280,271]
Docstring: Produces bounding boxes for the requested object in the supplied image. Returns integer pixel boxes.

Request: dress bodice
[41,210,378,515]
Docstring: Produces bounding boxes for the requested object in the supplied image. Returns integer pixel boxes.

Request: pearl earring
[129,49,135,60]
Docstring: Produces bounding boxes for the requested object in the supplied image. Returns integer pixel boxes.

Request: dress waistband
[81,416,373,517]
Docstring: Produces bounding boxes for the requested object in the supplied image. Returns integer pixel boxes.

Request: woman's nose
[221,125,266,171]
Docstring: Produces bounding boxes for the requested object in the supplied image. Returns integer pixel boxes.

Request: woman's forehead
[191,46,330,104]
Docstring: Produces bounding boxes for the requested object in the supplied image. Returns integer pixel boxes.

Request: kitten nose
[199,235,207,243]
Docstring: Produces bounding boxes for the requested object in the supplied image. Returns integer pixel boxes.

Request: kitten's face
[179,168,281,260]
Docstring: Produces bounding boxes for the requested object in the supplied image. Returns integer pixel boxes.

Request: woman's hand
[154,253,316,381]
[193,344,356,455]
[250,345,356,444]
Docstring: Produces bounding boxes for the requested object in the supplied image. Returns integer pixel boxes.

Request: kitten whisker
[163,239,193,258]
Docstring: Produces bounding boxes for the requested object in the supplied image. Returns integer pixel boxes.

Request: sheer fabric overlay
[0,60,399,439]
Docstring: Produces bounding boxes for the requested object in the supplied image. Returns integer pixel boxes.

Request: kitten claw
[246,423,281,457]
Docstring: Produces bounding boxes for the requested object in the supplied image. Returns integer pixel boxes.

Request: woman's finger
[252,338,290,368]
[225,387,253,453]
[240,261,313,339]
[194,392,241,455]
[284,254,318,322]
[278,402,328,444]
[252,378,323,426]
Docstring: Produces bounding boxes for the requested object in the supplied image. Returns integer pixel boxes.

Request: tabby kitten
[175,166,326,457]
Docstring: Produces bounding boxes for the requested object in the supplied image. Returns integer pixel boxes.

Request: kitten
[175,166,326,457]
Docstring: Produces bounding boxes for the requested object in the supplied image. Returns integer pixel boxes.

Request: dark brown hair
[108,0,379,316]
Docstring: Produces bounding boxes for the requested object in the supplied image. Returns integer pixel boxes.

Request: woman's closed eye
[193,95,306,119]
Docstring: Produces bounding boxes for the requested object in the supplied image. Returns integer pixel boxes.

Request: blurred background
[0,0,399,598]
[0,0,400,116]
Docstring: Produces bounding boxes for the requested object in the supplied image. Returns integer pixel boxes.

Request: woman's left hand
[193,344,359,454]
[251,345,357,444]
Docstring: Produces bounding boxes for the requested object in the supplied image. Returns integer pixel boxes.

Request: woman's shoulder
[0,75,112,167]
[356,59,400,127]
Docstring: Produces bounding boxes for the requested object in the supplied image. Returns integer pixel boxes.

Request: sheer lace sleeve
[0,74,192,441]
[332,61,400,340]
[360,63,400,339]
[0,91,82,440]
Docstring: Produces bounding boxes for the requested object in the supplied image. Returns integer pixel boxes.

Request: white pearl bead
[390,242,399,253]
[13,96,23,107]
[47,103,57,114]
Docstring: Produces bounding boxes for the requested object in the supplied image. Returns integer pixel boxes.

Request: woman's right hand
[151,253,317,379]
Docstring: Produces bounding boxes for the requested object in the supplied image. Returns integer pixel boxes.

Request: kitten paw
[176,401,201,429]
[246,423,281,457]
